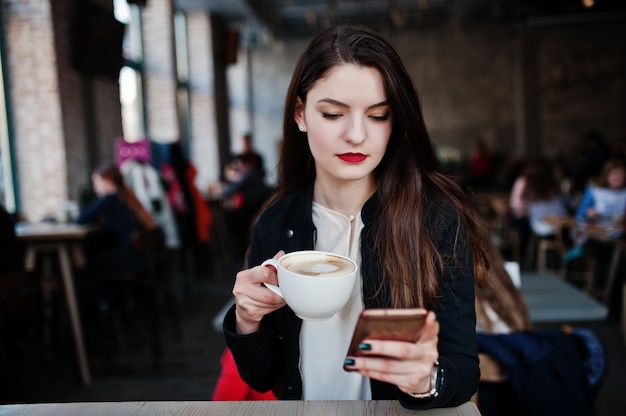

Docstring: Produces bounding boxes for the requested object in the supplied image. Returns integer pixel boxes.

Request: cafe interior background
[0,0,625,221]
[1,0,626,410]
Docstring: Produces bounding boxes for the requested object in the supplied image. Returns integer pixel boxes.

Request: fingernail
[344,358,355,366]
[358,343,372,351]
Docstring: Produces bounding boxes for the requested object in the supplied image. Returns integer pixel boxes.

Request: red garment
[160,164,188,214]
[212,348,277,401]
[469,152,492,177]
[185,164,213,243]
[161,162,213,243]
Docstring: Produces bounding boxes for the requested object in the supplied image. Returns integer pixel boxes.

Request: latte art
[262,250,358,320]
[281,254,355,277]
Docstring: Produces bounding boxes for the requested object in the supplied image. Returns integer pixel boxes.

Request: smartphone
[345,308,428,359]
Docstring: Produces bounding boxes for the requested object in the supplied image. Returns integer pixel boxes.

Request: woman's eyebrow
[317,98,348,107]
[317,98,389,109]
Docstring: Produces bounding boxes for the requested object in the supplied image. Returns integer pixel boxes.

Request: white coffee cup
[262,250,358,321]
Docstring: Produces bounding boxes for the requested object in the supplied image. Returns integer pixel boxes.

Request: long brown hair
[475,243,531,333]
[94,162,156,230]
[261,23,490,309]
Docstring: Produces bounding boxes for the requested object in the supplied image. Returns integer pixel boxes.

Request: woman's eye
[370,113,390,121]
[322,112,341,120]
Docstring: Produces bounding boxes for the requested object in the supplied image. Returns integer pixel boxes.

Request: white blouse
[300,202,371,400]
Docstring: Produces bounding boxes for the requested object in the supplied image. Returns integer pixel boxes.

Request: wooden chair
[524,230,569,277]
[92,227,181,370]
[471,353,505,406]
[486,194,522,263]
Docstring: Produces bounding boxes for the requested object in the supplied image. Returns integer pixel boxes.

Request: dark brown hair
[94,162,155,230]
[522,158,561,202]
[260,23,489,309]
[475,243,531,333]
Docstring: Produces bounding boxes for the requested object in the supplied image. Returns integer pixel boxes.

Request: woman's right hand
[233,251,286,335]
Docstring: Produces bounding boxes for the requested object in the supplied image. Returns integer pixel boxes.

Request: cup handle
[261,258,283,298]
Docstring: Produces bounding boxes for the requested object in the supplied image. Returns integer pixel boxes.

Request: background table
[15,222,96,386]
[0,400,481,416]
[520,272,608,323]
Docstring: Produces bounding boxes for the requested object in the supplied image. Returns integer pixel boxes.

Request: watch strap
[407,361,442,399]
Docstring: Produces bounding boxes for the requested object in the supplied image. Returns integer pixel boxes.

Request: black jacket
[223,187,479,409]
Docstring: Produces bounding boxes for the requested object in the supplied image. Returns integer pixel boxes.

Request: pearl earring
[299,125,304,132]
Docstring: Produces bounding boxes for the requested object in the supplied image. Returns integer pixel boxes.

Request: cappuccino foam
[281,254,355,277]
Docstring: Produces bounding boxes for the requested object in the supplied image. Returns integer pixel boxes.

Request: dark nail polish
[344,358,355,366]
[358,343,372,351]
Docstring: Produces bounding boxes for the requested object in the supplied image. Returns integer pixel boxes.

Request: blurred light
[582,0,595,9]
[113,0,130,23]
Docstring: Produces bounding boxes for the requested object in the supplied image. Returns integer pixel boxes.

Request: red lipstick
[338,153,366,163]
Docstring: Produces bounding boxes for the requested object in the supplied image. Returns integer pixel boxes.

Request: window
[115,0,146,143]
[0,22,16,211]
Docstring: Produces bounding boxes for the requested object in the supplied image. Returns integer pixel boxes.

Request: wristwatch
[407,361,443,399]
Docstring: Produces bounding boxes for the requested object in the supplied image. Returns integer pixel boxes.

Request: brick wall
[141,0,178,143]
[3,0,122,220]
[537,20,626,155]
[52,0,89,202]
[141,2,227,191]
[4,0,67,220]
[186,12,220,191]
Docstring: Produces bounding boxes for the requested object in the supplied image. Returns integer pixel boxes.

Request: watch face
[435,365,444,394]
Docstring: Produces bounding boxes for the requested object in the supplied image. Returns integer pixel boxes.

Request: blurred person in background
[576,157,626,225]
[509,159,569,264]
[520,159,569,239]
[77,162,156,275]
[572,157,626,317]
[467,136,494,191]
[75,162,157,353]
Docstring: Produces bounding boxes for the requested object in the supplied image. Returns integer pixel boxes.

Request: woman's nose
[345,118,366,144]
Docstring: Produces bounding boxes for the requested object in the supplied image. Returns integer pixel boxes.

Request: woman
[77,162,155,274]
[521,159,569,238]
[576,157,626,224]
[223,24,490,409]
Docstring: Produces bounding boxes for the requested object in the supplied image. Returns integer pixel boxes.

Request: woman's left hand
[344,310,440,396]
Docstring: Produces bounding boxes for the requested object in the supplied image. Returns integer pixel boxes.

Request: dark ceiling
[175,0,626,42]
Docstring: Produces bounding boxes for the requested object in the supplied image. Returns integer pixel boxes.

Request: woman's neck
[313,178,375,217]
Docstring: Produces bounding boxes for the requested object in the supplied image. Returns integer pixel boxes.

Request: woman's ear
[294,97,306,132]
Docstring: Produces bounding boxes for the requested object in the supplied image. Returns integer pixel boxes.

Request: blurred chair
[524,228,569,277]
[482,193,522,263]
[91,227,181,370]
[489,195,522,263]
[0,269,41,362]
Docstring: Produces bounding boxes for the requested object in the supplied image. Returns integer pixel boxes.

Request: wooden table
[520,272,608,323]
[15,222,96,386]
[542,214,575,230]
[0,400,481,415]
